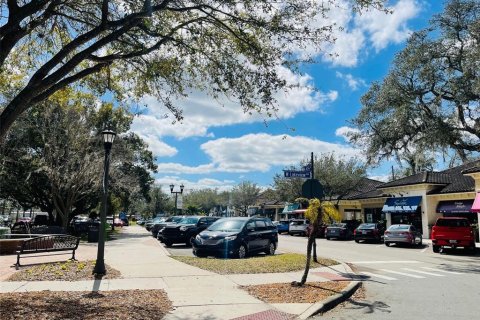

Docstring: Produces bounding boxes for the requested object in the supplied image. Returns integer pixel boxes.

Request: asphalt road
[161,233,480,319]
[279,235,480,320]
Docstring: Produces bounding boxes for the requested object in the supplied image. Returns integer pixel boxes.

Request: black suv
[152,215,184,238]
[159,216,220,247]
[192,217,278,258]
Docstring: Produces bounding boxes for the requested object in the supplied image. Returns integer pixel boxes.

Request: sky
[129,0,446,193]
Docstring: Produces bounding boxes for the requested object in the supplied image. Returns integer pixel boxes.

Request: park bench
[15,235,80,269]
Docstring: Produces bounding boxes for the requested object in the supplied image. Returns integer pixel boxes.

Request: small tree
[293,199,340,286]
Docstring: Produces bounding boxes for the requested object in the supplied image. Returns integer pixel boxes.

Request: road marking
[351,260,420,264]
[380,269,425,279]
[421,267,463,275]
[402,268,444,277]
[421,247,429,253]
[360,271,398,281]
[376,244,384,247]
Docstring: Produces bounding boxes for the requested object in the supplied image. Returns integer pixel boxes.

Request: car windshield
[331,223,346,227]
[166,217,184,223]
[179,217,199,224]
[152,217,165,223]
[207,220,245,232]
[359,223,376,229]
[291,220,306,225]
[389,225,410,230]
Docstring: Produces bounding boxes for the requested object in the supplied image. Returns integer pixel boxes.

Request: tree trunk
[298,232,315,285]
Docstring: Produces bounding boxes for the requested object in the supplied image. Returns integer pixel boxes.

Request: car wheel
[193,250,206,258]
[265,241,276,255]
[289,232,293,236]
[417,238,423,247]
[237,244,247,259]
[385,242,391,247]
[164,240,173,248]
[186,235,195,247]
[355,239,359,243]
[432,245,440,253]
[326,237,330,240]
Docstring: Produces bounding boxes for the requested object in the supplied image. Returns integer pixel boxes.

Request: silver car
[384,224,422,247]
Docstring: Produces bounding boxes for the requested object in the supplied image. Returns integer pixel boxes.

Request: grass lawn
[172,253,338,275]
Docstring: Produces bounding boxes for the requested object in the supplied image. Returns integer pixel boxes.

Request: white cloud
[355,0,420,51]
[335,126,360,143]
[130,66,338,158]
[154,176,236,193]
[320,0,421,66]
[155,133,362,174]
[335,72,367,90]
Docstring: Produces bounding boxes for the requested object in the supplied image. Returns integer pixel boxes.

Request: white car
[289,219,309,236]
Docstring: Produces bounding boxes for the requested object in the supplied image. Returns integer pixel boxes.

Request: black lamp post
[169,183,184,214]
[93,129,116,277]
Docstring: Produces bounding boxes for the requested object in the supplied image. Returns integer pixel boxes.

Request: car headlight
[195,234,202,243]
[224,235,237,241]
[180,226,188,231]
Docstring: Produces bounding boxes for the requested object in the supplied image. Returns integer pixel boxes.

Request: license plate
[362,231,367,234]
[449,240,457,244]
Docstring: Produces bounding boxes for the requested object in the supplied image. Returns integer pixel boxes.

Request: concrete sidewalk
[0,226,358,320]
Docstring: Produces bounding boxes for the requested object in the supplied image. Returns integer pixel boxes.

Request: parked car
[384,224,422,247]
[289,219,309,236]
[354,223,385,243]
[159,216,221,247]
[326,223,354,240]
[192,217,278,258]
[70,215,92,234]
[113,218,124,227]
[306,223,328,238]
[152,216,185,238]
[431,217,476,253]
[273,220,290,234]
[145,217,164,231]
[136,218,146,226]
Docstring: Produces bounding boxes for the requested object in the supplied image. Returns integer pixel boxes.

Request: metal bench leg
[71,249,77,261]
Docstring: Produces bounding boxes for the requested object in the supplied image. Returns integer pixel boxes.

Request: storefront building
[337,160,480,242]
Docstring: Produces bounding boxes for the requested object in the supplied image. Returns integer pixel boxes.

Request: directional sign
[284,170,311,178]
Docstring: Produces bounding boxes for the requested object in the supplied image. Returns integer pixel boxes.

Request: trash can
[88,223,100,243]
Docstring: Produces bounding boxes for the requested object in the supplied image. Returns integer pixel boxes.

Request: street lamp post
[93,129,116,277]
[169,183,184,214]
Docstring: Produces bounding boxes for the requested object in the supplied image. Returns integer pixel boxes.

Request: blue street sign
[284,170,311,178]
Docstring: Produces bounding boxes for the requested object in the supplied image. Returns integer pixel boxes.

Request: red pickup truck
[431,217,476,253]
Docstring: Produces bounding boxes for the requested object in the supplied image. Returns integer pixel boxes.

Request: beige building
[337,161,480,243]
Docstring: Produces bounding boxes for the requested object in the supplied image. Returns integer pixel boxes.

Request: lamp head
[169,184,174,193]
[180,184,184,193]
[102,130,116,147]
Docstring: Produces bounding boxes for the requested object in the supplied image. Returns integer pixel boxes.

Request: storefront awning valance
[280,203,300,214]
[382,196,422,213]
[471,193,480,212]
[437,200,473,214]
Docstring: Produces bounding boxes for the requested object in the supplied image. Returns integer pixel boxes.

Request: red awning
[293,209,307,214]
[471,192,480,212]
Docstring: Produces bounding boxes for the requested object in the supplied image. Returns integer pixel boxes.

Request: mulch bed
[7,260,122,281]
[241,281,349,303]
[0,290,172,320]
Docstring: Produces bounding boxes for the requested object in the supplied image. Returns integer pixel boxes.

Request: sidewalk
[0,226,358,320]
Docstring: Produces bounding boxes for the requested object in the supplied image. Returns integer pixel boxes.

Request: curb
[297,263,361,319]
[297,281,361,319]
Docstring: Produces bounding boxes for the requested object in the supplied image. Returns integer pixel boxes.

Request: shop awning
[471,193,480,212]
[280,203,300,214]
[437,200,473,214]
[382,196,422,213]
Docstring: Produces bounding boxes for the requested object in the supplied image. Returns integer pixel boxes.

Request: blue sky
[129,0,446,193]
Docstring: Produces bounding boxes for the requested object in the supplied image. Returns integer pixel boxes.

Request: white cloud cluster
[323,0,420,66]
[154,176,236,192]
[335,72,367,90]
[335,126,360,143]
[155,133,362,174]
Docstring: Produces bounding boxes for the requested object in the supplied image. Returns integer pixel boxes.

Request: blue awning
[382,196,422,213]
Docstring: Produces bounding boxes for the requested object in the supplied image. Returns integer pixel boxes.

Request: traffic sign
[302,179,323,199]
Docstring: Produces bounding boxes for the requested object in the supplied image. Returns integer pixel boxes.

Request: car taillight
[384,231,390,235]
[354,229,357,235]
